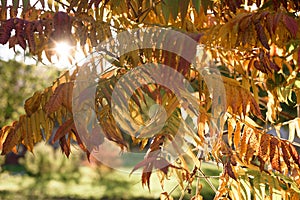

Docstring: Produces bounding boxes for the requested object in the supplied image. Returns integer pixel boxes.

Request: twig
[195,175,220,179]
[198,168,217,193]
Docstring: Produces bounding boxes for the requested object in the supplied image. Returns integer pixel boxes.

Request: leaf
[227,118,235,147]
[225,162,237,180]
[72,127,87,151]
[245,130,259,164]
[233,121,242,150]
[22,0,30,12]
[21,116,35,152]
[59,134,71,157]
[164,0,179,21]
[240,127,252,159]
[52,118,74,142]
[281,141,291,170]
[254,20,270,50]
[283,140,300,168]
[192,0,201,13]
[44,82,74,114]
[289,119,296,142]
[282,15,298,38]
[179,0,189,23]
[222,76,263,118]
[15,18,26,50]
[1,125,21,155]
[272,12,282,33]
[270,137,281,172]
[12,0,19,9]
[258,133,270,162]
[161,1,170,23]
[24,91,42,116]
[0,19,14,45]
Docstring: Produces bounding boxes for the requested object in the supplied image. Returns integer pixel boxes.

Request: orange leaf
[1,125,21,155]
[281,141,291,170]
[24,91,42,116]
[270,137,281,172]
[59,135,71,157]
[245,130,258,164]
[44,82,74,114]
[258,133,270,162]
[233,121,241,150]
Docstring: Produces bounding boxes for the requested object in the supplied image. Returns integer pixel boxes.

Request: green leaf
[13,0,19,10]
[164,0,179,21]
[22,0,29,11]
[1,0,7,7]
[192,0,201,13]
[161,1,170,23]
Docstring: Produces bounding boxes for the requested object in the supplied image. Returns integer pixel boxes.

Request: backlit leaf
[270,137,281,172]
[52,118,74,142]
[24,91,42,116]
[282,15,298,38]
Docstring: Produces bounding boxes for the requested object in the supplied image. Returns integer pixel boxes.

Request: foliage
[0,161,220,199]
[2,0,300,199]
[20,142,83,179]
[0,59,58,127]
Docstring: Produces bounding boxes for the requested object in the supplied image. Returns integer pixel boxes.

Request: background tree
[0,59,59,128]
[1,0,300,199]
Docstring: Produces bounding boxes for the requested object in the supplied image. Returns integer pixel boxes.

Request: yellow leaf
[1,125,21,155]
[240,127,252,159]
[23,116,34,152]
[233,121,241,151]
[227,118,236,147]
[24,91,42,116]
[289,120,296,142]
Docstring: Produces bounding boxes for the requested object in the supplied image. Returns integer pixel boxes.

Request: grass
[0,162,221,200]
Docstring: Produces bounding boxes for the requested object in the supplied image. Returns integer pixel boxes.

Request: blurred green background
[0,143,221,200]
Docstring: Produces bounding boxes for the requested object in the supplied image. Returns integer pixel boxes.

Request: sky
[0,42,87,70]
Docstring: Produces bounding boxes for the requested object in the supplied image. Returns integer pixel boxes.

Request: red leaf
[130,156,156,175]
[282,15,298,38]
[44,82,74,114]
[254,60,267,73]
[254,20,270,50]
[15,18,26,50]
[270,138,281,172]
[52,118,74,143]
[269,61,280,72]
[281,142,291,170]
[59,135,71,157]
[273,13,282,33]
[25,21,35,53]
[266,14,274,36]
[284,141,300,168]
[0,18,14,45]
[72,127,87,151]
[142,165,153,190]
[225,162,236,180]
